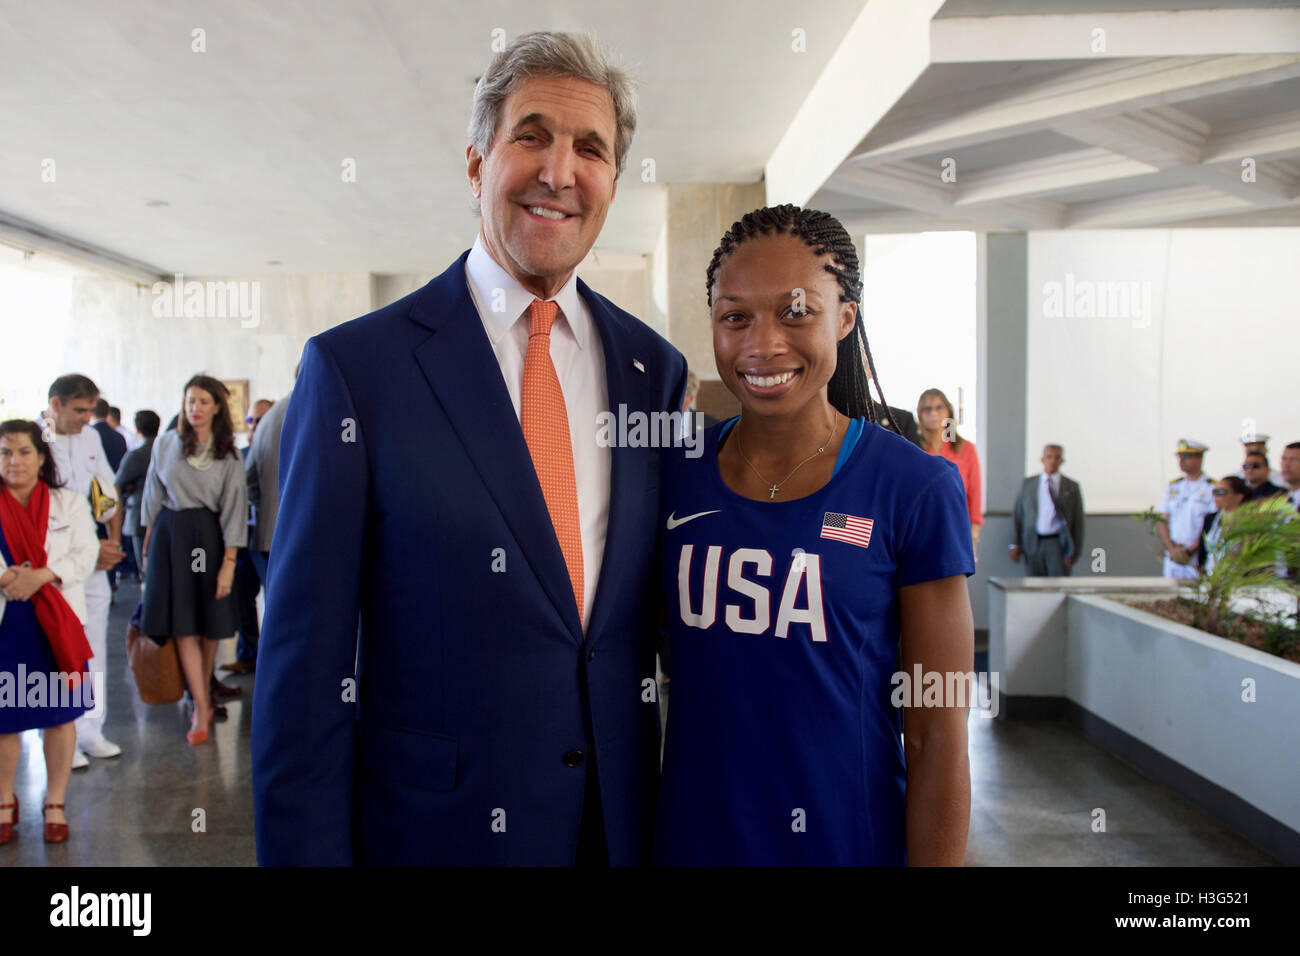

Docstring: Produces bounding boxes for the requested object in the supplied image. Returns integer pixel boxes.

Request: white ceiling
[935,0,1300,13]
[4,1,1298,282]
[808,4,1300,233]
[0,0,865,276]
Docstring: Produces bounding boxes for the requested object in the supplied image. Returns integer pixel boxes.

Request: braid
[705,204,899,433]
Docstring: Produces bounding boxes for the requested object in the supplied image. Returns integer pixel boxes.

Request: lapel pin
[632,359,645,373]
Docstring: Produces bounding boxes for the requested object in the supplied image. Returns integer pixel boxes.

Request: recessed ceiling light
[145,200,169,207]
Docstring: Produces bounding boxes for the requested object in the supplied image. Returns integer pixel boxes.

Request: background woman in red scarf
[0,420,99,846]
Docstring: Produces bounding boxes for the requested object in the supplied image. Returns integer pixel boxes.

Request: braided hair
[705,204,898,432]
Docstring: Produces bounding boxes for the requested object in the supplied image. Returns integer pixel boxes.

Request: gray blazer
[245,390,290,553]
[1013,472,1085,562]
[113,436,155,536]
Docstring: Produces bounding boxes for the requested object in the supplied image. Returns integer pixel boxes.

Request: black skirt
[142,507,239,639]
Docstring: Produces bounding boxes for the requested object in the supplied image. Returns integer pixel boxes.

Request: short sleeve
[896,463,977,588]
[1158,483,1173,515]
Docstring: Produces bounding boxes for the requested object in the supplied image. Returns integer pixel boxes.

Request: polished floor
[0,578,1278,866]
[2,577,257,866]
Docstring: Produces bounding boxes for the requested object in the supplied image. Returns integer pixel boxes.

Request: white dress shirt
[115,423,142,451]
[1036,471,1064,535]
[463,235,610,629]
[36,416,119,525]
[1203,510,1225,575]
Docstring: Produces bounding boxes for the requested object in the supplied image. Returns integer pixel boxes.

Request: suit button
[563,749,585,767]
[586,648,595,662]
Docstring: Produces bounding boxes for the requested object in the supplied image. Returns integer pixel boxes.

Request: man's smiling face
[467,73,619,299]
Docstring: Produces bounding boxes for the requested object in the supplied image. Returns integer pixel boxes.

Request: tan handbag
[125,603,185,704]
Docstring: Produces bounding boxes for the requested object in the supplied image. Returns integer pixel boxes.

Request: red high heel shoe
[186,711,210,746]
[43,801,68,844]
[0,794,17,845]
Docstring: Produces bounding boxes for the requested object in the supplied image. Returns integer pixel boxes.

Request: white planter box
[988,576,1184,708]
[1066,594,1300,839]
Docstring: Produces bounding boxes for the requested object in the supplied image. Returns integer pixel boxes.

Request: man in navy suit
[91,399,127,473]
[252,31,686,866]
[90,399,127,592]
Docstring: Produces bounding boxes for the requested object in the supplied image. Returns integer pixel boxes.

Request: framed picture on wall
[224,378,250,433]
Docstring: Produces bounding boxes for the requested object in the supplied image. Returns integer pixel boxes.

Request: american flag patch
[821,512,873,549]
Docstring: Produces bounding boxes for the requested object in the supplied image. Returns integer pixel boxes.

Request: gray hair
[468,31,636,209]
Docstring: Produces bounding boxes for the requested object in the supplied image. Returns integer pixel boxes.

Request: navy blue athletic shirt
[655,416,975,865]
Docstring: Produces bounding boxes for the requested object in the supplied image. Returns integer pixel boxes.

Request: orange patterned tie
[521,299,584,623]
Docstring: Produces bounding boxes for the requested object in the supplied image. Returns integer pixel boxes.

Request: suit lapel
[1025,477,1039,528]
[581,280,651,648]
[408,253,583,642]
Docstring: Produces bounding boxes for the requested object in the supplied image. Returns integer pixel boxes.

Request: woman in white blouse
[0,420,99,845]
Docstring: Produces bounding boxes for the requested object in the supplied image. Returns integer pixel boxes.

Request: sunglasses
[1213,488,1229,496]
[1242,463,1263,469]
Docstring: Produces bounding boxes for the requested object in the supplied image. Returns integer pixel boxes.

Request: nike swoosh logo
[666,510,720,530]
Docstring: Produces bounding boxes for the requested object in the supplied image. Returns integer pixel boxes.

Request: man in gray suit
[1010,444,1085,576]
[221,387,291,673]
[246,389,290,569]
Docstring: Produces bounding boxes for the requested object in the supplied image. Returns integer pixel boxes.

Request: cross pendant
[768,485,778,499]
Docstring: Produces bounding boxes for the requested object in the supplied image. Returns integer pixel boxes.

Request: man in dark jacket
[91,398,127,472]
[113,410,160,577]
[91,398,128,591]
[1242,451,1286,501]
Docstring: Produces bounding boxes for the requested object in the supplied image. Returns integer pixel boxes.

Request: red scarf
[0,481,94,686]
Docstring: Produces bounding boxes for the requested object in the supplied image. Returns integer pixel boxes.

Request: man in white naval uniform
[39,374,125,766]
[1158,439,1215,580]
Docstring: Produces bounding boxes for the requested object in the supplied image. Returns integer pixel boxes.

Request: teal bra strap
[833,417,864,477]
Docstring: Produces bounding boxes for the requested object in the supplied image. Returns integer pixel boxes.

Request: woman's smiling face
[710,232,855,419]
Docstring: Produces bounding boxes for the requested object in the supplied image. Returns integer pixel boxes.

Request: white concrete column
[971,232,1029,632]
[665,181,766,386]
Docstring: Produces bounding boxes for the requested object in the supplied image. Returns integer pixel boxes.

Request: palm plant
[1191,496,1300,640]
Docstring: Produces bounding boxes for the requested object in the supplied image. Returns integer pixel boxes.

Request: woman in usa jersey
[655,205,976,866]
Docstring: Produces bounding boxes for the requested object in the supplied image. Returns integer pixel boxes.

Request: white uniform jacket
[0,485,99,627]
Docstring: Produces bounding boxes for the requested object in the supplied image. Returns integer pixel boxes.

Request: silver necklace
[735,415,837,500]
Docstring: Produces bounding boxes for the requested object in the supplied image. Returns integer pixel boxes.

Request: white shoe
[81,737,122,759]
[71,749,89,770]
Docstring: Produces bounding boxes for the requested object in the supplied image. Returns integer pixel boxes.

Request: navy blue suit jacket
[251,252,686,865]
[92,420,127,474]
